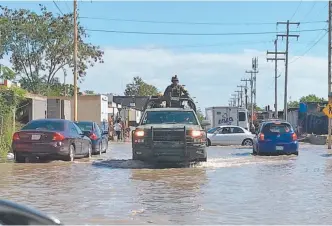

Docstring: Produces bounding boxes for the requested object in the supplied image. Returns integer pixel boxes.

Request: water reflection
[130,168,207,224]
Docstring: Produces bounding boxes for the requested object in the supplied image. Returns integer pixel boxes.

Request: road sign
[323,103,332,118]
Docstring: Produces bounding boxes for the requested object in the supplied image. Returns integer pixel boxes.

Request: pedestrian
[114,119,122,142]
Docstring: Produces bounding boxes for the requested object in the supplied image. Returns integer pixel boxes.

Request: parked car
[74,121,108,155]
[253,120,299,156]
[12,119,92,163]
[206,125,254,146]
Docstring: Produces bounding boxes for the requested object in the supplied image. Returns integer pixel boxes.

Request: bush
[0,87,26,160]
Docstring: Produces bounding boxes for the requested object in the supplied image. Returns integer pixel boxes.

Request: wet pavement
[1,142,332,224]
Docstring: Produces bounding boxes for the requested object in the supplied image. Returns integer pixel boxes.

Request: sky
[1,1,329,111]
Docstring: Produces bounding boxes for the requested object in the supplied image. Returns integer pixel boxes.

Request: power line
[52,0,64,15]
[142,40,273,49]
[85,28,326,36]
[290,0,303,21]
[290,23,327,57]
[79,16,326,26]
[300,1,317,22]
[289,31,327,64]
[64,1,71,12]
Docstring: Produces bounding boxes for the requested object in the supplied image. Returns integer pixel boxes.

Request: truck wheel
[199,157,207,162]
[206,139,211,147]
[132,150,138,160]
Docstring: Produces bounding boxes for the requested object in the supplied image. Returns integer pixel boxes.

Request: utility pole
[245,71,254,126]
[267,39,285,119]
[231,94,237,107]
[328,0,332,149]
[235,90,242,107]
[277,20,300,121]
[241,78,251,110]
[73,0,78,121]
[237,85,246,107]
[252,57,259,107]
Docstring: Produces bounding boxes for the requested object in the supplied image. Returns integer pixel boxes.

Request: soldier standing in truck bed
[163,75,189,98]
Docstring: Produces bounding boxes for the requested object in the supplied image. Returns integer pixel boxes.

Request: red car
[12,119,92,163]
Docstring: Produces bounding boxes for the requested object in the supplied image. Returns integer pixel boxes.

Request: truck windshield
[141,111,198,125]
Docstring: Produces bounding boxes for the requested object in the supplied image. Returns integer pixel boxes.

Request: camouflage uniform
[163,84,189,98]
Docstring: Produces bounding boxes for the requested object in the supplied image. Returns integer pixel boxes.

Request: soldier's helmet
[171,75,179,82]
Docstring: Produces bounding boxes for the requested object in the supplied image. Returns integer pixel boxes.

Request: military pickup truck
[131,96,210,163]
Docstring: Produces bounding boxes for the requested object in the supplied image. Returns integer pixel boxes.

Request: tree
[287,94,326,108]
[196,109,204,123]
[0,5,104,95]
[0,65,16,80]
[288,100,299,108]
[124,76,159,96]
[84,90,95,95]
[299,94,326,103]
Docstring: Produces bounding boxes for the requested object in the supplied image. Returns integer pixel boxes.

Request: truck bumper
[133,143,207,163]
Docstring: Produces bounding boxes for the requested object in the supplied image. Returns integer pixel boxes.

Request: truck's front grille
[152,130,185,142]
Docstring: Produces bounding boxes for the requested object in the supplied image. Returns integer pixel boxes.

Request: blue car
[253,120,299,156]
[74,121,108,155]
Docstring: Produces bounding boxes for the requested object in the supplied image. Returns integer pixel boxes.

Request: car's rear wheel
[252,147,257,155]
[14,152,25,163]
[242,139,253,146]
[66,145,75,162]
[103,140,108,153]
[87,143,92,158]
[99,142,102,155]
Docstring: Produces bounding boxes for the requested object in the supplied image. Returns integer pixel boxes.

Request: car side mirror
[0,199,62,225]
[201,120,211,127]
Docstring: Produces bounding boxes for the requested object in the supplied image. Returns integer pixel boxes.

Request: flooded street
[1,143,332,224]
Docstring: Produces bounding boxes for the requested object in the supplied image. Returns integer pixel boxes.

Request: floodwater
[1,142,332,224]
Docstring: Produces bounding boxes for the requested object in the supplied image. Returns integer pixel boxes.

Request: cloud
[2,47,327,111]
[76,47,326,111]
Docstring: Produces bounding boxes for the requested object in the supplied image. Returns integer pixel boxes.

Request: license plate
[276,146,284,151]
[31,134,41,140]
[171,97,180,101]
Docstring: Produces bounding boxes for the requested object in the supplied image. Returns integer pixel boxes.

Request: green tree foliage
[299,94,326,103]
[196,109,204,123]
[0,5,104,95]
[0,65,16,80]
[84,90,95,95]
[124,76,159,96]
[287,94,326,108]
[0,87,26,159]
[288,100,299,108]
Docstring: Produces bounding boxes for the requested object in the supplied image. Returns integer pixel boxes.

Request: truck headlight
[135,130,144,137]
[191,130,202,138]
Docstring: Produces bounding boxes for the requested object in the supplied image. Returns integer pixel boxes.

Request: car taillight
[191,130,203,138]
[292,133,297,141]
[52,132,65,141]
[12,132,20,141]
[259,133,264,141]
[89,133,98,140]
[135,130,144,137]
